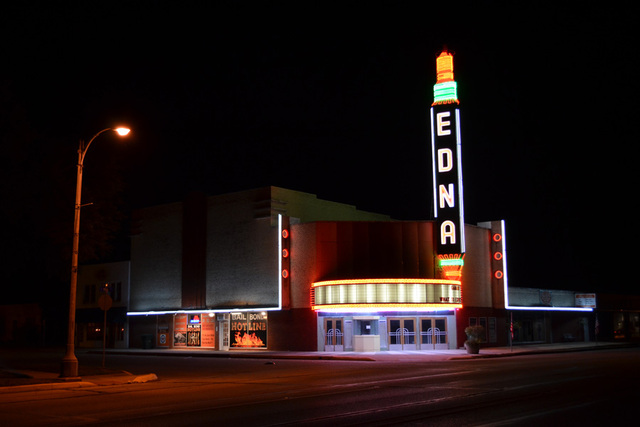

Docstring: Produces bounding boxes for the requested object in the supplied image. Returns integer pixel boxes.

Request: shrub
[464,325,486,344]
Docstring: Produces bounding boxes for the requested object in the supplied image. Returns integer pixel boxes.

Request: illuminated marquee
[431,49,465,255]
[311,278,462,312]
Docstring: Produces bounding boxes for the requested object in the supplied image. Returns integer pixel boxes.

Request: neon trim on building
[432,50,459,105]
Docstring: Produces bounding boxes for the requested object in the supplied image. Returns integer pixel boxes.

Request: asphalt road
[1,347,637,426]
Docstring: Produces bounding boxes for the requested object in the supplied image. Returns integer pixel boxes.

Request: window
[479,317,488,342]
[355,319,378,335]
[83,285,96,304]
[87,322,102,340]
[488,317,497,343]
[102,282,122,302]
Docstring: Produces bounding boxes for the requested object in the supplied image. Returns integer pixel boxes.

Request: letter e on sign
[437,112,451,136]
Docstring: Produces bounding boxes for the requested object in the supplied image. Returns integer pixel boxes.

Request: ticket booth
[353,316,380,352]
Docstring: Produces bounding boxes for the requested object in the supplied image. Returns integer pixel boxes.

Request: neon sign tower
[430,49,465,279]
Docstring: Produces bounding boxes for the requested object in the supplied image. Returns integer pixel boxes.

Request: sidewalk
[0,341,632,394]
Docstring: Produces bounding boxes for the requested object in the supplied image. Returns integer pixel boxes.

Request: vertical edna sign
[430,49,465,255]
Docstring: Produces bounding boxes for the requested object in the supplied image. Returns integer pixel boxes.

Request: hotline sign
[431,103,465,255]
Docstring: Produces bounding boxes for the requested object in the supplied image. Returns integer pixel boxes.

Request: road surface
[1,347,636,426]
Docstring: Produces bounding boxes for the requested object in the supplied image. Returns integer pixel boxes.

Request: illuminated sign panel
[230,312,267,348]
[311,278,462,311]
[431,104,465,254]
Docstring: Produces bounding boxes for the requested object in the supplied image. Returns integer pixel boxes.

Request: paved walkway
[0,341,632,394]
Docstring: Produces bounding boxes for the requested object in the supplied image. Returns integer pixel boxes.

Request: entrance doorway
[218,318,229,351]
[420,318,448,349]
[389,318,417,350]
[324,318,343,351]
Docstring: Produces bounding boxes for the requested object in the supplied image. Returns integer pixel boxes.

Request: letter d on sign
[438,148,453,172]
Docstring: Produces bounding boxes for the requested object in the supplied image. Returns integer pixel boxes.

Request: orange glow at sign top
[436,51,454,83]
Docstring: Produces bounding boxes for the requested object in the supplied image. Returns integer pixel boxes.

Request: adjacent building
[76,261,130,349]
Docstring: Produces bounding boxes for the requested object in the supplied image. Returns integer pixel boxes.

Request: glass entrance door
[420,318,448,350]
[324,318,343,351]
[389,318,417,350]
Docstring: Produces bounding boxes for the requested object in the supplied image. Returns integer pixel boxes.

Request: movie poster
[174,313,187,347]
[187,314,201,346]
[201,314,216,348]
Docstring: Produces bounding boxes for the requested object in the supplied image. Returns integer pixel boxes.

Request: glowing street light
[61,127,130,379]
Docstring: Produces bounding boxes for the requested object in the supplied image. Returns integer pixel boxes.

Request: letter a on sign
[441,221,456,245]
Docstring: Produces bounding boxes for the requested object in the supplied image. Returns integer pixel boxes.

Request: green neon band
[433,81,458,103]
[439,259,464,267]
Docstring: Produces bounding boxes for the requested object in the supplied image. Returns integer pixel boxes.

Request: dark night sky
[1,2,638,300]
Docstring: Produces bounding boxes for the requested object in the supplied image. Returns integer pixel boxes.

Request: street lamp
[61,127,130,378]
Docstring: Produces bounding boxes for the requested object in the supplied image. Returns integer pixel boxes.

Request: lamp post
[61,127,130,378]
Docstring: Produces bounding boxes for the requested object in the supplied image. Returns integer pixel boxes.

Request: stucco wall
[130,203,183,311]
[461,225,493,308]
[206,213,279,308]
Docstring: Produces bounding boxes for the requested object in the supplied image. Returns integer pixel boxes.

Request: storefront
[127,188,512,352]
[318,312,456,351]
[151,311,269,350]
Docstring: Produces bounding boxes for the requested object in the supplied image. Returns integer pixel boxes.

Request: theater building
[125,49,596,351]
[126,186,509,351]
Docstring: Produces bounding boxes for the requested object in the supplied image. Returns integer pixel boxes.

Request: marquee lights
[314,303,462,312]
[311,278,462,311]
[312,278,461,287]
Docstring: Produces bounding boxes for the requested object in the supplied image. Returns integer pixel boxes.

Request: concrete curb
[0,371,159,394]
[0,380,98,395]
[447,342,635,360]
